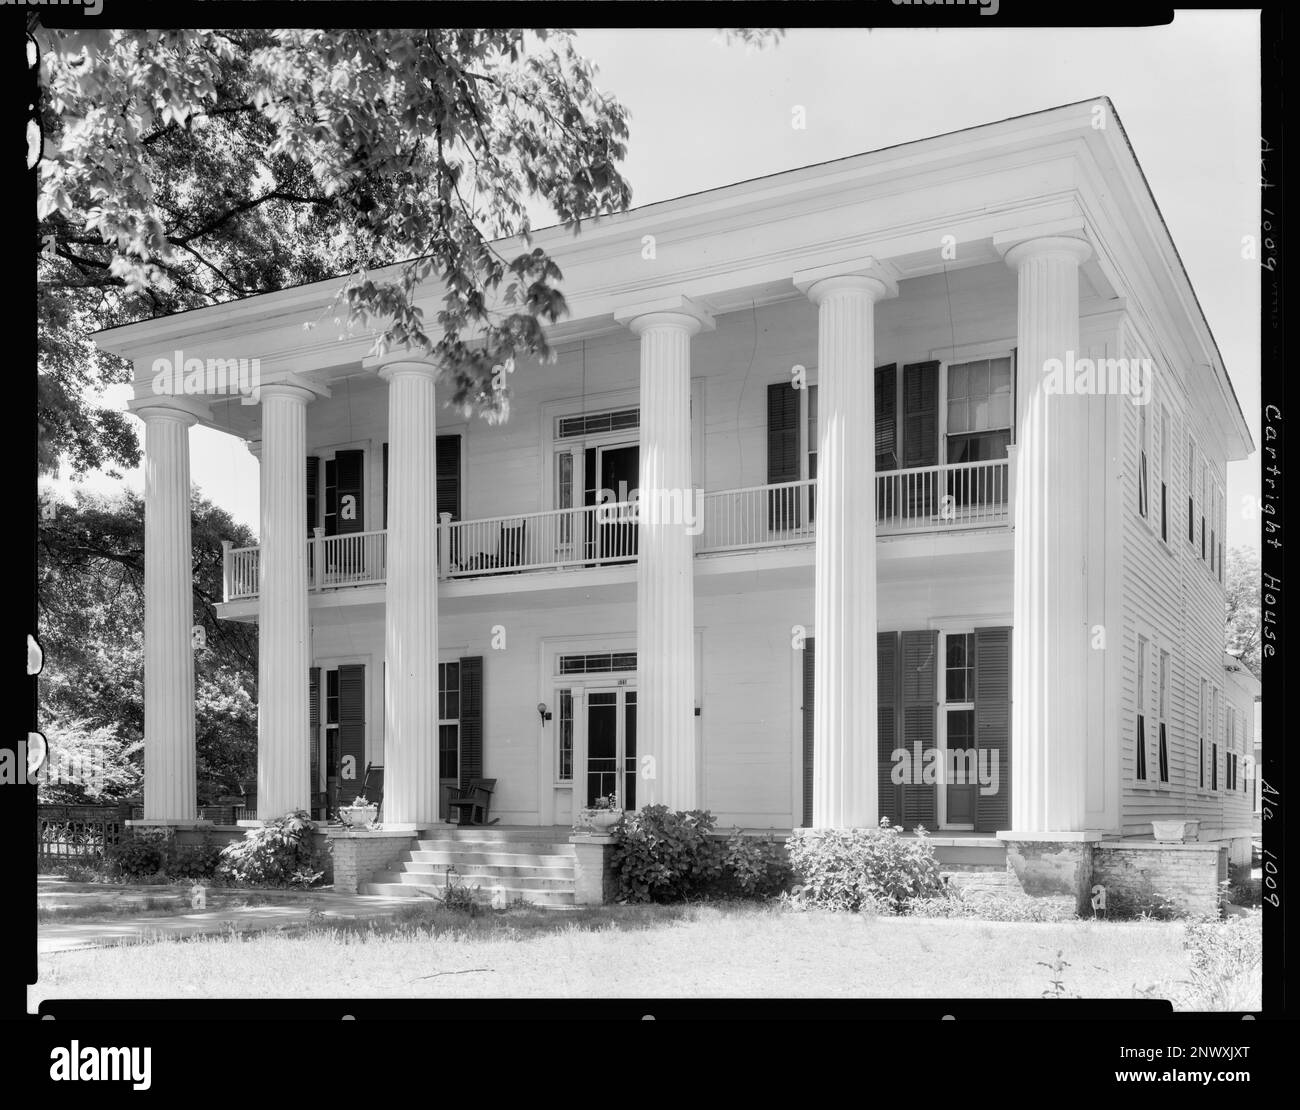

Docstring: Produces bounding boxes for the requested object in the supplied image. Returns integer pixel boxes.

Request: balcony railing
[221,458,1009,602]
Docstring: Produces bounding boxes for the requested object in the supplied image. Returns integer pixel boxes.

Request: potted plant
[338,794,379,828]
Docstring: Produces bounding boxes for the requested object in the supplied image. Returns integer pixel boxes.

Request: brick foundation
[328,828,419,893]
[1091,841,1226,918]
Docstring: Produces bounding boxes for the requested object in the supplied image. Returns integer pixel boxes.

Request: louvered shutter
[334,449,364,535]
[878,631,903,825]
[973,627,1012,833]
[902,361,939,467]
[306,456,320,536]
[767,381,802,529]
[459,656,484,788]
[382,443,388,529]
[801,638,815,828]
[437,435,462,521]
[875,364,898,471]
[309,666,321,803]
[337,664,366,805]
[900,630,937,827]
[902,362,939,518]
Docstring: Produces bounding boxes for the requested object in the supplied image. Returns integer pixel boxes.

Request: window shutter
[382,443,388,530]
[973,627,1012,833]
[900,629,937,827]
[437,435,462,521]
[459,656,484,788]
[902,361,939,468]
[305,456,320,536]
[337,664,366,805]
[308,666,321,800]
[877,631,903,825]
[801,638,815,828]
[875,364,898,471]
[767,382,802,529]
[334,449,365,535]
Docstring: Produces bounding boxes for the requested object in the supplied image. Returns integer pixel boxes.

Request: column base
[569,833,618,905]
[997,831,1103,915]
[326,827,424,894]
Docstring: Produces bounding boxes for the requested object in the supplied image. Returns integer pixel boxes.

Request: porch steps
[360,831,578,907]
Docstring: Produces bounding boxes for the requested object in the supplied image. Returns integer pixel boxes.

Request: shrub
[1105,877,1183,921]
[611,806,723,903]
[104,826,173,880]
[216,810,324,887]
[1226,863,1261,908]
[785,819,945,913]
[718,831,791,899]
[166,834,225,880]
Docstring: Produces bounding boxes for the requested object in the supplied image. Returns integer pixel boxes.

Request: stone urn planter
[1152,820,1199,843]
[338,803,379,828]
[589,809,623,832]
[574,807,624,834]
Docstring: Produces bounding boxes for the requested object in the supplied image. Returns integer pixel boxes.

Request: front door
[585,687,637,810]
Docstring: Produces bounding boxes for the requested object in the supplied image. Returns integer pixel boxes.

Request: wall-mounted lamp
[537,702,552,724]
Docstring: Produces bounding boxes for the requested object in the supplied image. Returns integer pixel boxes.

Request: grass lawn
[33,902,1258,1008]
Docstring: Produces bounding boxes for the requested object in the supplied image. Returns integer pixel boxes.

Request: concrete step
[423,826,572,843]
[377,869,575,892]
[397,860,575,880]
[361,881,576,907]
[408,849,575,867]
[415,839,574,856]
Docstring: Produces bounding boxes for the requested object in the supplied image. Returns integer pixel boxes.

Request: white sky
[50,15,1262,551]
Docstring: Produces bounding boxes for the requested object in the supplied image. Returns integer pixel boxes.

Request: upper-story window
[1198,676,1208,789]
[1157,648,1170,782]
[1158,404,1170,543]
[1200,458,1208,561]
[1135,634,1149,781]
[1186,433,1197,546]
[1137,402,1150,520]
[946,357,1013,465]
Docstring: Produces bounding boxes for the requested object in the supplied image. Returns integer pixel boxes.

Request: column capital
[364,348,441,381]
[258,378,322,406]
[996,232,1092,271]
[613,294,715,337]
[128,396,205,426]
[793,257,899,304]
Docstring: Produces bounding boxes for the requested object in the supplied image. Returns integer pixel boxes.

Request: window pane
[439,724,459,780]
[949,364,968,399]
[557,689,574,781]
[948,398,968,434]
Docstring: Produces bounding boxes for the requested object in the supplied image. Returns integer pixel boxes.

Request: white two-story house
[95,98,1256,888]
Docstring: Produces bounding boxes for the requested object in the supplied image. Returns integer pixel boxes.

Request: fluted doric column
[137,401,200,822]
[372,354,441,828]
[257,382,316,820]
[794,260,897,828]
[1000,234,1092,832]
[615,296,712,810]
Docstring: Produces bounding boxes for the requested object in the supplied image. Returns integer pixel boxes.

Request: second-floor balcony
[222,457,1010,603]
